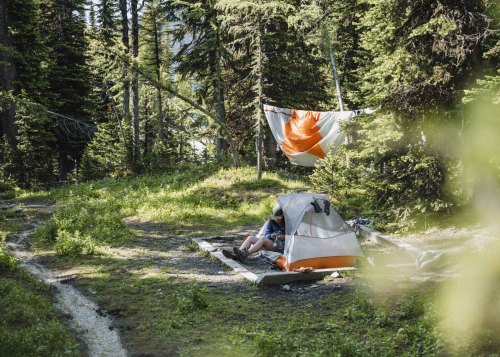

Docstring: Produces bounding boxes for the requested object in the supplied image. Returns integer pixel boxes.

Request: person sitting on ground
[222,204,286,262]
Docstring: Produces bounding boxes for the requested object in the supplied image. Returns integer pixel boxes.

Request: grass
[27,165,307,255]
[6,165,500,356]
[0,267,82,356]
[0,240,81,356]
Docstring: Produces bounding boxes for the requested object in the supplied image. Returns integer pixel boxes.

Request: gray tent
[274,193,364,271]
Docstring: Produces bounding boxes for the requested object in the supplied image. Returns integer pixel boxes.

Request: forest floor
[2,167,499,356]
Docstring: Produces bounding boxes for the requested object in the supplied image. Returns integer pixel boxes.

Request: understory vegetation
[0,247,81,356]
[2,167,500,355]
[30,166,306,256]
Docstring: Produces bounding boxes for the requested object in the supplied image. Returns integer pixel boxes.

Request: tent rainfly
[265,193,364,271]
[263,104,374,167]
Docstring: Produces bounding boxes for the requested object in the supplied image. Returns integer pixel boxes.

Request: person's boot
[222,249,237,260]
[233,247,248,262]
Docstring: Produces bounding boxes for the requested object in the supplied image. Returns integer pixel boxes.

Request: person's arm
[271,224,285,241]
[277,226,285,240]
[264,221,272,240]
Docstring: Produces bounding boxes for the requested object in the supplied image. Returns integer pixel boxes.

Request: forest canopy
[0,0,499,230]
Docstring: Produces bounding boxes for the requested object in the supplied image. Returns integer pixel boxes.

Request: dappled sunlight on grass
[131,167,306,228]
[25,166,307,256]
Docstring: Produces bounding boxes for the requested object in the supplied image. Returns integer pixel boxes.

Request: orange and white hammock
[264,104,373,167]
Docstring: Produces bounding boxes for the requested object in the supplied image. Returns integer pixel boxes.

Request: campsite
[1,1,500,356]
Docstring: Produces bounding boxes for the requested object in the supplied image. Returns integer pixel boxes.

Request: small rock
[14,207,23,213]
[217,271,224,274]
[310,284,319,288]
[282,284,291,291]
[331,271,340,278]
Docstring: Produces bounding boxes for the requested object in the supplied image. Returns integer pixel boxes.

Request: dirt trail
[5,204,127,357]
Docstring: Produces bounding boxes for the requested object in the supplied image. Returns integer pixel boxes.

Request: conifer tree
[0,0,53,186]
[167,0,230,163]
[313,0,497,229]
[218,0,330,175]
[40,0,93,180]
[140,0,171,142]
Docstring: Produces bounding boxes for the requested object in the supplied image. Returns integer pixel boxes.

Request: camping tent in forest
[271,193,364,271]
[263,104,373,166]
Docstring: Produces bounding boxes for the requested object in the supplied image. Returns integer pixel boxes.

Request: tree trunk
[322,24,344,111]
[263,126,277,166]
[211,24,228,163]
[152,6,164,141]
[131,0,140,164]
[0,0,17,148]
[119,0,130,134]
[255,14,264,180]
[143,97,151,157]
[179,134,184,162]
[58,149,68,181]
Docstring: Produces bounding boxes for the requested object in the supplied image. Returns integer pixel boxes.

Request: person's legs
[239,235,258,251]
[223,235,258,261]
[247,236,275,254]
[232,235,278,262]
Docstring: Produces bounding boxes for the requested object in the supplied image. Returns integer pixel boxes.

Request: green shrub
[0,181,15,199]
[0,246,18,271]
[54,230,95,257]
[312,143,456,232]
[34,196,131,256]
[311,146,374,220]
[174,283,209,311]
[79,122,129,181]
[33,218,58,244]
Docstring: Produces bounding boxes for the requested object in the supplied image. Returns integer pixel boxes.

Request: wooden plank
[256,267,356,286]
[193,238,259,283]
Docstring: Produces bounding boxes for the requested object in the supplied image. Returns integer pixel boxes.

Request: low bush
[0,246,17,271]
[54,230,95,257]
[0,181,15,199]
[173,283,209,311]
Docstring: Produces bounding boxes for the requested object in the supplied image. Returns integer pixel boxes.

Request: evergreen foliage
[7,0,48,103]
[80,122,128,180]
[0,0,498,229]
[312,0,498,230]
[14,100,57,186]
